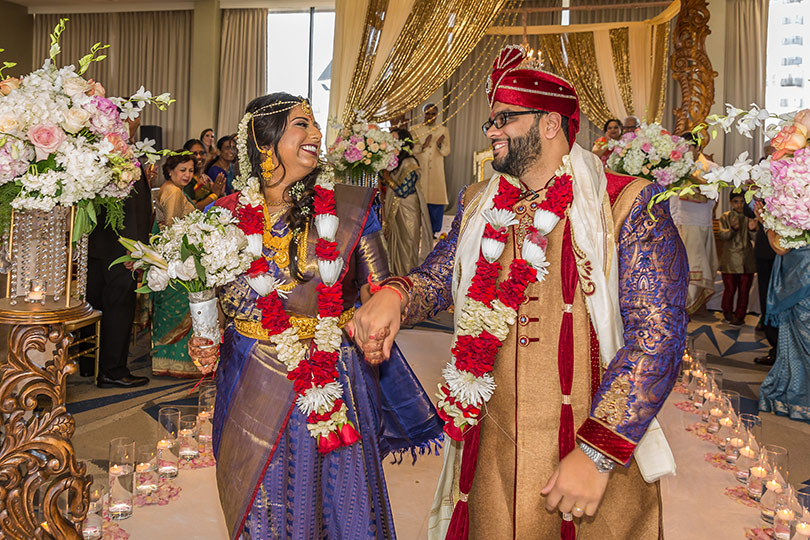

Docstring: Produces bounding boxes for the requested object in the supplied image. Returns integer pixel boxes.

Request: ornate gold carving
[0,321,90,539]
[671,0,717,134]
[593,373,631,428]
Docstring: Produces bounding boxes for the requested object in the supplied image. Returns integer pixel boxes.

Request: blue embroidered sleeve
[579,184,688,463]
[401,188,466,325]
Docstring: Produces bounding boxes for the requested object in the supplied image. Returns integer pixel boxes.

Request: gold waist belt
[234,307,355,341]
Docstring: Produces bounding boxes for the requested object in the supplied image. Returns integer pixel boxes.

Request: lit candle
[710,407,723,417]
[796,521,810,537]
[719,417,733,427]
[198,410,211,420]
[109,464,123,476]
[135,462,151,473]
[729,437,744,448]
[776,507,794,521]
[750,465,767,479]
[28,280,45,301]
[179,428,193,438]
[157,439,173,449]
[740,446,756,459]
[765,479,783,492]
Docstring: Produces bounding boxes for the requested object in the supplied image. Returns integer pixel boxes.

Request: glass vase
[341,168,380,188]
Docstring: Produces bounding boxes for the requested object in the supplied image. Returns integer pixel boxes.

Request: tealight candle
[776,508,794,521]
[179,428,193,438]
[719,417,733,428]
[740,446,756,459]
[766,479,783,492]
[135,462,151,473]
[710,407,723,417]
[27,280,46,302]
[729,437,744,448]
[750,466,767,479]
[109,464,123,476]
[198,409,211,420]
[796,521,810,537]
[157,439,173,449]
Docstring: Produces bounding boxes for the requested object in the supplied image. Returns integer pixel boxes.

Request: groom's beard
[491,122,542,178]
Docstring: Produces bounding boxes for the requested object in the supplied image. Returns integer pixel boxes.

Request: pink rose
[641,142,652,153]
[87,79,106,97]
[770,123,808,160]
[28,122,66,161]
[106,133,130,155]
[0,77,20,96]
[670,150,683,161]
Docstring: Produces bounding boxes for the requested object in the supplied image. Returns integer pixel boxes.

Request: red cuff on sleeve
[577,417,637,466]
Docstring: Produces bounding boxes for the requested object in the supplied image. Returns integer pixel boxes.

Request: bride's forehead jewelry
[251,99,313,153]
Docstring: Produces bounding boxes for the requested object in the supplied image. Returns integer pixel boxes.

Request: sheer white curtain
[217,9,267,137]
[34,12,193,150]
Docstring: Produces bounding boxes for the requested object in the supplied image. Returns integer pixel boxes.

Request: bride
[188,92,442,540]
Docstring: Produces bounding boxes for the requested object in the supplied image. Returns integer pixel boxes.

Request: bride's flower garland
[233,112,357,454]
[436,171,573,440]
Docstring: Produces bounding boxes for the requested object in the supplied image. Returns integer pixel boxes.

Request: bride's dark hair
[245,92,320,281]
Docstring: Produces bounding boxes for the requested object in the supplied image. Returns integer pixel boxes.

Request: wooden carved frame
[671,0,718,134]
[0,322,90,539]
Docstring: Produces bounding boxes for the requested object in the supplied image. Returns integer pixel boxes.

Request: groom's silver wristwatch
[579,442,616,473]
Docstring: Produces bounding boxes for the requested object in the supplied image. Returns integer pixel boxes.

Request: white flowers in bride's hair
[315,214,339,241]
[234,112,254,192]
[318,257,344,287]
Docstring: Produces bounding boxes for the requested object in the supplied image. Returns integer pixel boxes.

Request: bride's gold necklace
[261,203,308,292]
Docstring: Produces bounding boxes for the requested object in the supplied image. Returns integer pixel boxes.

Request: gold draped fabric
[487,0,679,127]
[334,0,512,128]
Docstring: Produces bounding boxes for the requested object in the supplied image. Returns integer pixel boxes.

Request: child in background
[718,191,757,325]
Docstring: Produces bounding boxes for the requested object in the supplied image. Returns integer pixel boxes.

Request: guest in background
[748,196,779,365]
[151,153,198,378]
[758,229,810,423]
[183,138,225,210]
[591,118,622,162]
[718,190,757,325]
[382,128,433,276]
[669,133,719,316]
[622,115,640,134]
[205,135,237,195]
[200,128,217,162]
[411,103,451,236]
[84,118,152,388]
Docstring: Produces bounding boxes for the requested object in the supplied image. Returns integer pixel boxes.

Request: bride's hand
[189,336,219,375]
[360,327,390,365]
[347,287,403,360]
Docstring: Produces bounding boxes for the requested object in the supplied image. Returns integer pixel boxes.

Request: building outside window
[766,0,810,115]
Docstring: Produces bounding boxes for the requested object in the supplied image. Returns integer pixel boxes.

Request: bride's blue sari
[759,246,810,422]
[211,186,443,540]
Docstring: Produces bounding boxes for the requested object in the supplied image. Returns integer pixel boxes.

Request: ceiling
[8,0,334,14]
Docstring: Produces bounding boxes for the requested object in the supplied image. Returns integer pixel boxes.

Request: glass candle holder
[108,437,135,520]
[748,463,768,501]
[706,393,727,434]
[157,407,180,478]
[82,476,105,540]
[27,279,47,305]
[135,446,159,496]
[759,445,789,524]
[716,390,740,450]
[773,487,798,540]
[736,443,757,483]
[198,387,216,447]
[179,415,200,461]
[796,489,810,538]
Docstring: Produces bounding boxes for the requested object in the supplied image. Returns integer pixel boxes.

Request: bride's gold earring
[260,150,275,182]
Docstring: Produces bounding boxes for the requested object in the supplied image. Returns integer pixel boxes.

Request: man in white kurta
[412,104,451,236]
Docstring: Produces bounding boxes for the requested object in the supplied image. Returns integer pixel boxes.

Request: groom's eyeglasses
[482,110,547,135]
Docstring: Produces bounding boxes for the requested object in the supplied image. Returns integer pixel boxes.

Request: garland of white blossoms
[437,168,572,440]
[233,111,357,453]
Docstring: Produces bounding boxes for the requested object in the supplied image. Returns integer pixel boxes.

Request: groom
[350,45,688,539]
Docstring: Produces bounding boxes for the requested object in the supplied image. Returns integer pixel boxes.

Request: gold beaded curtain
[339,0,513,125]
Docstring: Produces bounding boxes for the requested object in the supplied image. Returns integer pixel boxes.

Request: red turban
[486,45,580,146]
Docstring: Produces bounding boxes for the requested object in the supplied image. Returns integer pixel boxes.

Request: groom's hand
[541,447,610,519]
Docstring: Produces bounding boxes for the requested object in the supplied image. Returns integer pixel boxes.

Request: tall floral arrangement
[606,123,695,187]
[0,19,174,236]
[652,105,810,249]
[326,113,402,177]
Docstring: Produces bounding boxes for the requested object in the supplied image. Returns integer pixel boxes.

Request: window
[266,9,335,135]
[782,35,804,45]
[782,56,803,65]
[780,76,804,87]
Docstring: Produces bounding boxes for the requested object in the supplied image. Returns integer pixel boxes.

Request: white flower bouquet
[326,113,402,177]
[654,104,810,249]
[115,206,254,342]
[0,19,175,235]
[606,123,695,187]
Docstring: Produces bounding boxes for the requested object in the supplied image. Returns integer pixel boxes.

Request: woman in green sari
[151,153,199,377]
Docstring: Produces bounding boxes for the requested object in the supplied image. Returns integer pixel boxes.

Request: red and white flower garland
[234,171,359,454]
[436,172,574,440]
